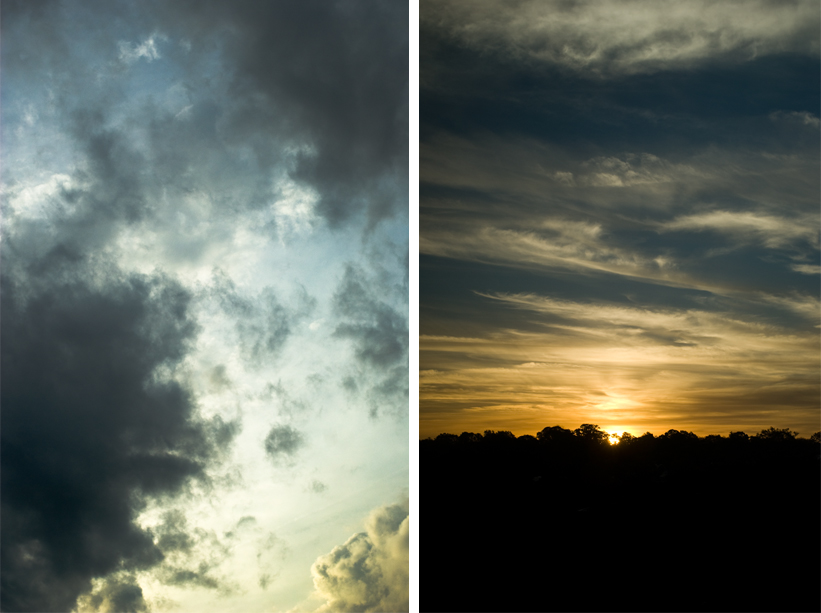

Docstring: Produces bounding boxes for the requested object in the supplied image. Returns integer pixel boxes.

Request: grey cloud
[333,265,408,368]
[211,270,317,364]
[310,480,329,494]
[261,381,311,417]
[332,265,409,416]
[264,425,305,464]
[186,0,408,227]
[255,531,289,591]
[312,500,409,613]
[153,510,196,554]
[74,575,148,613]
[147,510,237,595]
[208,364,233,392]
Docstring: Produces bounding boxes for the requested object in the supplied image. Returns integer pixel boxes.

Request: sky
[1,1,408,612]
[420,0,820,439]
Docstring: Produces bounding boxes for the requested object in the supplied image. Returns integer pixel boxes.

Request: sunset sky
[420,0,820,439]
[2,1,408,611]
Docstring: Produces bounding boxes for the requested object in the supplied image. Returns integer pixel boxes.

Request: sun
[607,432,620,445]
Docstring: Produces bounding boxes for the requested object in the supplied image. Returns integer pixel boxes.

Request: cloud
[74,575,148,613]
[3,1,409,611]
[264,425,306,465]
[420,291,820,436]
[0,268,236,612]
[661,210,819,249]
[311,500,409,613]
[333,265,408,368]
[118,35,163,64]
[149,0,409,228]
[309,480,328,494]
[421,0,819,76]
[770,110,821,128]
[211,270,317,365]
[790,263,821,275]
[333,264,409,416]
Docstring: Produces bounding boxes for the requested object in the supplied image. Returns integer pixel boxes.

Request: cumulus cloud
[311,500,409,613]
[421,0,819,76]
[0,268,236,612]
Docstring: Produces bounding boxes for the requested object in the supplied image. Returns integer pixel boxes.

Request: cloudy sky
[420,0,820,439]
[2,1,408,612]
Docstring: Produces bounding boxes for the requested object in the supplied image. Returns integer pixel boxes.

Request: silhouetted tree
[618,432,636,444]
[536,425,574,443]
[660,429,698,441]
[434,433,459,444]
[421,423,820,612]
[756,427,797,441]
[459,431,483,444]
[572,423,609,444]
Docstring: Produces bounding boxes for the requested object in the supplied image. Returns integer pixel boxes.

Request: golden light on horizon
[419,290,820,439]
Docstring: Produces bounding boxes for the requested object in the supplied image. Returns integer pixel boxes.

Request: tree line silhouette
[421,424,820,612]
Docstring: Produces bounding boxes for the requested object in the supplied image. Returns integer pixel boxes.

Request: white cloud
[4,173,83,220]
[311,500,409,613]
[118,36,163,64]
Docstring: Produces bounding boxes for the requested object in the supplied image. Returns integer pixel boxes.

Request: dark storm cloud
[0,266,237,612]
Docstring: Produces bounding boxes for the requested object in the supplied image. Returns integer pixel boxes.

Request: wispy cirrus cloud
[661,210,819,249]
[422,0,819,76]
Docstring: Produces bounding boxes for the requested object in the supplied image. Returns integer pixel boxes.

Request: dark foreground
[421,426,821,612]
